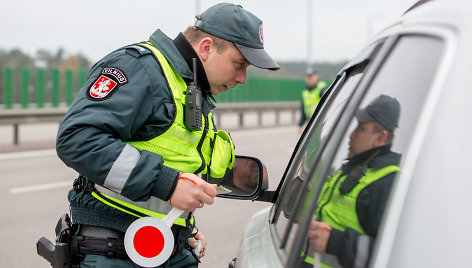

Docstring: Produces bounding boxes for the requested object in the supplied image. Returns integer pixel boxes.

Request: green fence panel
[21,68,30,108]
[214,77,306,103]
[65,69,74,106]
[1,68,323,108]
[51,68,60,107]
[3,67,14,109]
[78,69,87,92]
[36,68,46,108]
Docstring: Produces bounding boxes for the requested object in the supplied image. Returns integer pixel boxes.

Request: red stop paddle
[124,207,184,267]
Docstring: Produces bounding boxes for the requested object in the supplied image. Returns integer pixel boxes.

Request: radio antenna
[192,58,197,82]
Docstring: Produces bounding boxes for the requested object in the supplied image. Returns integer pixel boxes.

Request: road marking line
[0,149,57,161]
[10,180,71,194]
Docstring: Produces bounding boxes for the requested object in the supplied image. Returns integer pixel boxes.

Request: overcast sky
[1,0,418,64]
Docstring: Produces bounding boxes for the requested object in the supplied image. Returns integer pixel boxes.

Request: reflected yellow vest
[316,165,399,234]
[310,165,399,268]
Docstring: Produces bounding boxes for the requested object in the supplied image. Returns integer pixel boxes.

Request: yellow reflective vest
[302,81,327,119]
[92,42,234,227]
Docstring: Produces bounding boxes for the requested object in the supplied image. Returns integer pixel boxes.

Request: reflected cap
[195,2,280,70]
[356,94,401,132]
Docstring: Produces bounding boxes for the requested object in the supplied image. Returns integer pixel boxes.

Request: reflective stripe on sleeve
[353,235,370,268]
[104,144,140,194]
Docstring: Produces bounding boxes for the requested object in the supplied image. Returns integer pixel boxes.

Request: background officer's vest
[302,81,327,119]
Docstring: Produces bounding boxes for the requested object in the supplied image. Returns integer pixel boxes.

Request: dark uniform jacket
[57,29,215,232]
[325,145,401,268]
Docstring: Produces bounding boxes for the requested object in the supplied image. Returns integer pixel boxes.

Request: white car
[221,0,472,267]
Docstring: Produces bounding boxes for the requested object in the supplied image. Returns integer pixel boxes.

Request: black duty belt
[71,225,128,259]
[70,225,192,262]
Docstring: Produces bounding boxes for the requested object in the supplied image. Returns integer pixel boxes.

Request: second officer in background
[298,68,328,134]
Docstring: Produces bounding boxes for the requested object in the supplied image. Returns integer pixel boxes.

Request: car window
[274,71,358,250]
[271,42,384,257]
[287,34,444,267]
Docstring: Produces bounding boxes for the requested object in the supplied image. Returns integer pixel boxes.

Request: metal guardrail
[213,102,299,127]
[0,102,300,145]
[0,107,68,145]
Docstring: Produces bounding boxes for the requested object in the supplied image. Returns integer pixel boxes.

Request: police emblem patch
[88,67,127,100]
[89,75,118,99]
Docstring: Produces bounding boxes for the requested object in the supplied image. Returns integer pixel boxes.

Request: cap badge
[259,23,264,45]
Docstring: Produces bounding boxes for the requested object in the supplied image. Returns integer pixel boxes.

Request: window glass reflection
[302,35,444,267]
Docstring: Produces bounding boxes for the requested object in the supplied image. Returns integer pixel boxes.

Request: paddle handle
[162,207,184,228]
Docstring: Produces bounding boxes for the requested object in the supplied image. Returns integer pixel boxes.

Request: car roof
[374,0,472,41]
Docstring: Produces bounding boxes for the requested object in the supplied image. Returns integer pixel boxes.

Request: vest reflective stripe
[91,188,193,227]
[314,165,400,268]
[302,81,327,119]
[126,42,215,174]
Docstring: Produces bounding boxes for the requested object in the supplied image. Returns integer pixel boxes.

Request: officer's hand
[169,172,217,212]
[188,231,207,259]
[308,221,332,253]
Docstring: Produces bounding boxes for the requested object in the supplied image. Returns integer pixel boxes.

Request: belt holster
[36,213,80,268]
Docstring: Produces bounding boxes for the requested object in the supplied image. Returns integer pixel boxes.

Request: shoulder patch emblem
[102,67,128,84]
[89,75,118,99]
[88,67,128,100]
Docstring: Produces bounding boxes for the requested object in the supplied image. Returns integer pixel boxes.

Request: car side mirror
[204,155,268,200]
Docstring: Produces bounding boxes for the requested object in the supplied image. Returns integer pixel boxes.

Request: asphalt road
[0,125,300,268]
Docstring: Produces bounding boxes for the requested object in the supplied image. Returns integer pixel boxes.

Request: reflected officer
[308,95,401,268]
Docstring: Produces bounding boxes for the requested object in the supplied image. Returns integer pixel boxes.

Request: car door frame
[270,35,401,267]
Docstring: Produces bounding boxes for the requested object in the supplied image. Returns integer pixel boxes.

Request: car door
[269,31,446,267]
[270,26,444,267]
[266,40,387,266]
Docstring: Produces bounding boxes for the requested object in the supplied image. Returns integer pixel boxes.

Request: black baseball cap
[195,2,280,71]
[356,95,401,132]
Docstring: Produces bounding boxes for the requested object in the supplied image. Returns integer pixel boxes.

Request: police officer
[54,3,279,267]
[298,68,328,134]
[307,95,401,268]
